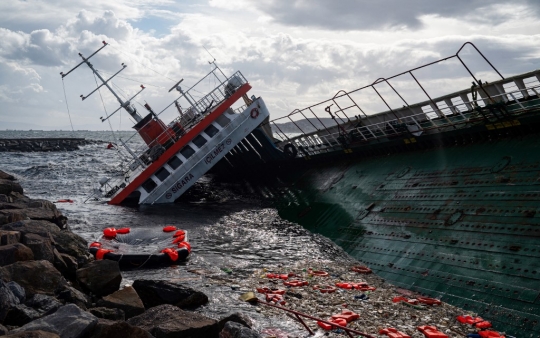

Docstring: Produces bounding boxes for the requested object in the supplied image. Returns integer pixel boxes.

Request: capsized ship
[61,41,269,204]
[210,42,540,337]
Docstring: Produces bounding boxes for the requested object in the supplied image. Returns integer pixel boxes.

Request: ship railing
[276,81,540,158]
[263,42,540,157]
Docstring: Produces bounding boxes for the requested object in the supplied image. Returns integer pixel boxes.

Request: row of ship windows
[141,121,223,193]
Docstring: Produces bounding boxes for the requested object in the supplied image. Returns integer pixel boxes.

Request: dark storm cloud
[255,0,540,30]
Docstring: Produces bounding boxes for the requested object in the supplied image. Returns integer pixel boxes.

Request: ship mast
[60,41,144,124]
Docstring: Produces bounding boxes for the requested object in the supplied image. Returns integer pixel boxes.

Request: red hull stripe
[109,83,252,205]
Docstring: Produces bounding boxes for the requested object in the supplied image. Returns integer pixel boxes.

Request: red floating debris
[457,315,485,325]
[283,280,308,287]
[475,320,492,329]
[417,297,442,305]
[380,327,411,338]
[351,266,372,274]
[56,199,74,203]
[256,287,286,295]
[417,325,448,338]
[116,227,130,234]
[163,225,177,232]
[161,248,179,261]
[330,310,359,323]
[266,293,286,305]
[478,330,505,338]
[266,273,289,280]
[308,269,329,277]
[103,227,117,238]
[317,317,347,331]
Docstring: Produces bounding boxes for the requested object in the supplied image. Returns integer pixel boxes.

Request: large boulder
[88,308,125,321]
[0,280,21,323]
[0,210,27,227]
[89,319,153,338]
[0,230,20,245]
[76,260,121,297]
[57,253,77,281]
[217,313,253,332]
[7,281,26,303]
[10,304,97,338]
[4,331,60,338]
[127,304,218,338]
[96,286,144,319]
[0,260,67,296]
[132,280,208,309]
[26,294,62,316]
[56,286,91,310]
[219,322,262,338]
[0,243,34,266]
[22,234,54,263]
[3,304,42,327]
[0,171,15,181]
[0,221,88,264]
[0,179,23,196]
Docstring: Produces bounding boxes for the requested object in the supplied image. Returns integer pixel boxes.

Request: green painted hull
[214,114,540,337]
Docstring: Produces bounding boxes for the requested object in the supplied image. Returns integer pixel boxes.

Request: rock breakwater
[0,170,260,338]
[0,139,96,152]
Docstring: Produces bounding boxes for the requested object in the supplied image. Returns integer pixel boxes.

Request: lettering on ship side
[166,173,195,199]
[204,138,231,165]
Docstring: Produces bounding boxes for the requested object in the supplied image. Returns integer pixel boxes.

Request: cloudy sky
[1,0,539,130]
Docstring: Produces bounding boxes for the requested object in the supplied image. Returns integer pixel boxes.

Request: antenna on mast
[60,41,145,123]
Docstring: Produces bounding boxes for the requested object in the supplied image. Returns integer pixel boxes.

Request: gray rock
[96,286,144,319]
[219,321,262,338]
[4,304,42,327]
[0,231,20,245]
[0,323,7,335]
[11,304,97,338]
[4,330,60,338]
[127,304,218,338]
[56,286,90,310]
[57,254,77,281]
[218,313,253,332]
[26,295,62,316]
[0,171,15,181]
[87,308,125,321]
[0,194,12,203]
[0,211,27,227]
[76,260,121,297]
[0,260,67,296]
[0,244,34,266]
[0,179,23,196]
[0,280,20,323]
[89,319,152,338]
[132,280,208,309]
[7,282,25,303]
[50,232,87,264]
[22,234,54,263]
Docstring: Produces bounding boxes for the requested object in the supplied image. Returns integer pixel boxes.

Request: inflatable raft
[88,225,191,269]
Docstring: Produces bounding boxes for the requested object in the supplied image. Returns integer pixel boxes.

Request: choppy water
[0,130,354,336]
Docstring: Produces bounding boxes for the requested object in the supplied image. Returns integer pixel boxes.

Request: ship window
[167,156,183,170]
[155,167,170,181]
[142,178,157,193]
[215,114,230,128]
[204,124,219,138]
[180,145,195,159]
[192,135,207,148]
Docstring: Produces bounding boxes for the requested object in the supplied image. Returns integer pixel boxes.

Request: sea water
[0,130,353,336]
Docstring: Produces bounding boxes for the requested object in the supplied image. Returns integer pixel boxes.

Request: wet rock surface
[127,304,219,338]
[220,321,261,338]
[76,260,121,297]
[132,280,209,309]
[96,286,144,319]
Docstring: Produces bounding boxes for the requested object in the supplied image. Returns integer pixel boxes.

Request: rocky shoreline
[0,170,259,338]
[0,139,98,152]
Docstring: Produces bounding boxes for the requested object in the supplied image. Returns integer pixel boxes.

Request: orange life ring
[173,230,186,237]
[177,241,191,253]
[96,249,114,260]
[313,285,337,293]
[89,242,102,248]
[250,108,259,118]
[351,266,372,274]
